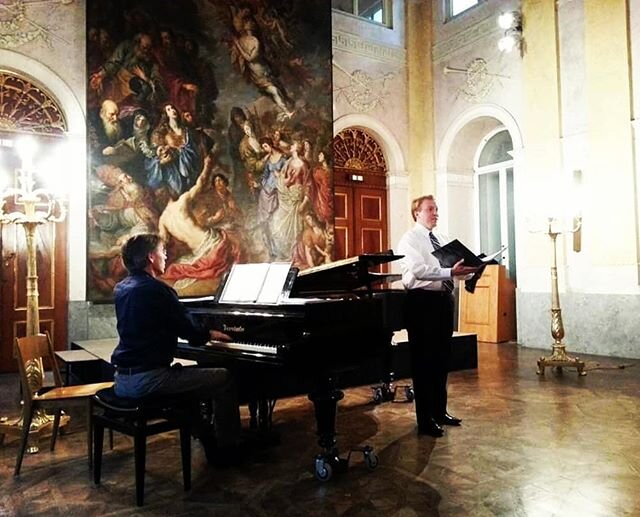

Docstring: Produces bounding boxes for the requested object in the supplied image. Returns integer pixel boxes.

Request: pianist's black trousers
[406,289,454,428]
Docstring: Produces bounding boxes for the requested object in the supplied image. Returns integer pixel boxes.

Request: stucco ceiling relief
[444,58,509,103]
[0,0,71,49]
[333,61,395,113]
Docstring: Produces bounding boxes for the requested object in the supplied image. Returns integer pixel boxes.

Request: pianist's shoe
[200,436,245,468]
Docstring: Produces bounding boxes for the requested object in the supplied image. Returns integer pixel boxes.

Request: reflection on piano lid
[291,251,403,296]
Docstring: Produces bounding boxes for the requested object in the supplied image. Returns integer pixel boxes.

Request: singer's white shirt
[397,223,453,291]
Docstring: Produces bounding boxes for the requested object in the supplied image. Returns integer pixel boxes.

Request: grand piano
[176,253,404,481]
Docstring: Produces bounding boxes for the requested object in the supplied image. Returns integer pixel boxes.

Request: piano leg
[309,385,345,481]
[248,400,258,429]
[308,379,379,481]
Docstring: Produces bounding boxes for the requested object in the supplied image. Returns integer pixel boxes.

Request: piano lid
[291,252,402,295]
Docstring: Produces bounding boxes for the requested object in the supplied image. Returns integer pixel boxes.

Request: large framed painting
[86,0,334,302]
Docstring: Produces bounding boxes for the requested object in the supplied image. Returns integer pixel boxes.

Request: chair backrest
[15,333,63,402]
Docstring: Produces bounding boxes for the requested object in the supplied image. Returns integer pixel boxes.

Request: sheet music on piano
[218,262,293,304]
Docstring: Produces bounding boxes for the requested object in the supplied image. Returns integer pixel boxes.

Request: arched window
[0,70,67,135]
[474,128,516,282]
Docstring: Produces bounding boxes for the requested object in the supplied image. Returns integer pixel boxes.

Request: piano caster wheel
[314,458,333,482]
[405,387,415,402]
[364,451,379,471]
[371,384,396,404]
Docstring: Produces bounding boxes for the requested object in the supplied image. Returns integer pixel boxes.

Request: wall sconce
[497,11,523,54]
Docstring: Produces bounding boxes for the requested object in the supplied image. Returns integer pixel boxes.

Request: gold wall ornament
[535,217,586,376]
[333,128,387,173]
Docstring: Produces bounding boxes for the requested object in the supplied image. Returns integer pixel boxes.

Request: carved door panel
[333,184,388,268]
[333,186,352,260]
[0,221,68,372]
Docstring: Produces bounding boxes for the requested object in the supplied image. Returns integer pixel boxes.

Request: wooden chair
[92,387,193,506]
[13,333,113,476]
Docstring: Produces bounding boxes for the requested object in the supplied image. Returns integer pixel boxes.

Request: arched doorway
[0,69,69,372]
[332,128,389,264]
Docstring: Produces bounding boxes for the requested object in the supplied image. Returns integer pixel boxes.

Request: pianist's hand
[210,329,232,342]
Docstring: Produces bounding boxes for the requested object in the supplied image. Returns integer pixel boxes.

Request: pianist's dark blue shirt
[111,271,208,369]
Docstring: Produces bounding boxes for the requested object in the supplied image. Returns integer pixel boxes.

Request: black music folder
[431,240,506,293]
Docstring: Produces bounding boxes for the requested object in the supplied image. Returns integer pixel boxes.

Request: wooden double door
[333,167,389,262]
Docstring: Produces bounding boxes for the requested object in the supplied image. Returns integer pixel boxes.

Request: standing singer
[397,195,478,437]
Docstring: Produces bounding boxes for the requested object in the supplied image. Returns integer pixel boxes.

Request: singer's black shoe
[417,419,444,437]
[436,413,462,426]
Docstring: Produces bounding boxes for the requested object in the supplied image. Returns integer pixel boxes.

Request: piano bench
[91,388,193,507]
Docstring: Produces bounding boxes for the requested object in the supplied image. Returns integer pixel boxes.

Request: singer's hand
[451,259,479,277]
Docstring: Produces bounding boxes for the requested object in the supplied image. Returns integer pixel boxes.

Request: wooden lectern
[458,264,516,343]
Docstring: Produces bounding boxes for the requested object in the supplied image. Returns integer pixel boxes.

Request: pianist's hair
[411,195,435,221]
[121,233,162,273]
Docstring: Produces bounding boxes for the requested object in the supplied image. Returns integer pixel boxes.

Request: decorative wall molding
[0,0,71,49]
[333,61,396,113]
[332,29,406,65]
[433,15,501,63]
[444,58,506,102]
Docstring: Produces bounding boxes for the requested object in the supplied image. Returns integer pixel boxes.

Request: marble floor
[1,342,639,516]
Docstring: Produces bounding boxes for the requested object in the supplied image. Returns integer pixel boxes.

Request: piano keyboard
[205,339,278,356]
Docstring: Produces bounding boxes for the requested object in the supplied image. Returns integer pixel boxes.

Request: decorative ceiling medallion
[0,70,66,135]
[333,128,387,173]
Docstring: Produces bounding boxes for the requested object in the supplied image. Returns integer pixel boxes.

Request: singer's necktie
[429,232,454,293]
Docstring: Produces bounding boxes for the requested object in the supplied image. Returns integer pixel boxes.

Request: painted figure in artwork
[255,136,286,260]
[293,212,333,268]
[87,0,334,301]
[271,140,311,259]
[311,150,333,225]
[146,103,201,203]
[229,11,294,119]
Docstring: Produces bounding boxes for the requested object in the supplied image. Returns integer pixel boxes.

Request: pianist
[398,195,478,438]
[111,233,241,456]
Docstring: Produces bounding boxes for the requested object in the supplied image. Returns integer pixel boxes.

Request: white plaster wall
[631,1,640,123]
[432,0,522,241]
[331,7,410,258]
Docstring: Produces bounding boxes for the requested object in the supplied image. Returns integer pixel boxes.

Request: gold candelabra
[536,217,586,376]
[0,137,67,452]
